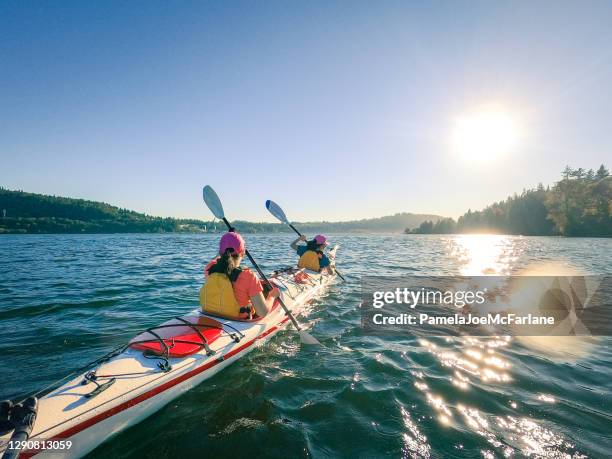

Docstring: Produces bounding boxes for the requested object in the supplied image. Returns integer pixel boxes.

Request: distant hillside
[0,188,210,234]
[297,213,442,233]
[0,188,441,234]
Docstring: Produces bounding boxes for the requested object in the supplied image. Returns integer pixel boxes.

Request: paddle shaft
[220,218,303,331]
[288,223,301,237]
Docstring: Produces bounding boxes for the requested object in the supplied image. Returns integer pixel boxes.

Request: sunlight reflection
[536,394,556,404]
[451,370,470,390]
[420,338,512,386]
[408,255,595,457]
[449,235,517,275]
[400,405,431,458]
[411,333,586,457]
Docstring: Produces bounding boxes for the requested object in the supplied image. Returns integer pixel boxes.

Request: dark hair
[306,239,323,252]
[208,249,235,278]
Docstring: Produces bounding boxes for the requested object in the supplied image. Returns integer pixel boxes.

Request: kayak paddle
[202,185,321,346]
[265,199,346,282]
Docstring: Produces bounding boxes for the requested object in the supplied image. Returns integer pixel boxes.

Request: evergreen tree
[596,164,609,179]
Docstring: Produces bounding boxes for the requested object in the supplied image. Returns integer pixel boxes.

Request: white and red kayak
[0,250,337,459]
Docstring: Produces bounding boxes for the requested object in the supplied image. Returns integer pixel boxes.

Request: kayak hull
[0,254,337,459]
[35,337,265,459]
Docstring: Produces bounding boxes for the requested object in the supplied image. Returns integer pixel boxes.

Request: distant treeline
[0,188,210,234]
[295,213,442,234]
[0,188,439,234]
[407,165,611,237]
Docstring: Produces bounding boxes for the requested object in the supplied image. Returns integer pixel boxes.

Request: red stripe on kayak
[24,318,292,457]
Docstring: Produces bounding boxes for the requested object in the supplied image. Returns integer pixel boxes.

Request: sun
[452,110,519,162]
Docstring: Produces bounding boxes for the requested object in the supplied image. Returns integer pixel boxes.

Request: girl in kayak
[200,232,279,320]
[290,234,332,273]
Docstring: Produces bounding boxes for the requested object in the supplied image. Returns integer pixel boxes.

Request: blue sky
[1,1,611,221]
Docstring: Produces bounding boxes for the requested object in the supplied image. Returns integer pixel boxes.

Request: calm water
[1,234,611,458]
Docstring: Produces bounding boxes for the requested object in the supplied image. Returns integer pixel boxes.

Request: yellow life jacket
[298,250,321,271]
[200,272,251,319]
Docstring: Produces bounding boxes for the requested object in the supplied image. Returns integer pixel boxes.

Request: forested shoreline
[2,165,609,237]
[407,165,611,237]
[0,188,438,234]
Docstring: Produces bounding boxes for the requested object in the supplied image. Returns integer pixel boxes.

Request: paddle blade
[203,186,225,219]
[265,199,289,224]
[299,330,322,346]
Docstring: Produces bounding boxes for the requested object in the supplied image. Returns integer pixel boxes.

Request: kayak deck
[129,315,230,358]
[0,256,337,458]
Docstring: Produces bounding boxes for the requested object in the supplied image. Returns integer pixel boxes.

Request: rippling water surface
[1,234,611,458]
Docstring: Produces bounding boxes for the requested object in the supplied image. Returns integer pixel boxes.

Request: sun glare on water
[452,110,519,162]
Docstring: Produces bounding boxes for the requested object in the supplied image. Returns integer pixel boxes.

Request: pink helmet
[219,232,246,255]
[314,234,328,246]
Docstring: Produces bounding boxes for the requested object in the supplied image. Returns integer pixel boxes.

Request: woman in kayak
[200,232,279,320]
[290,234,332,273]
